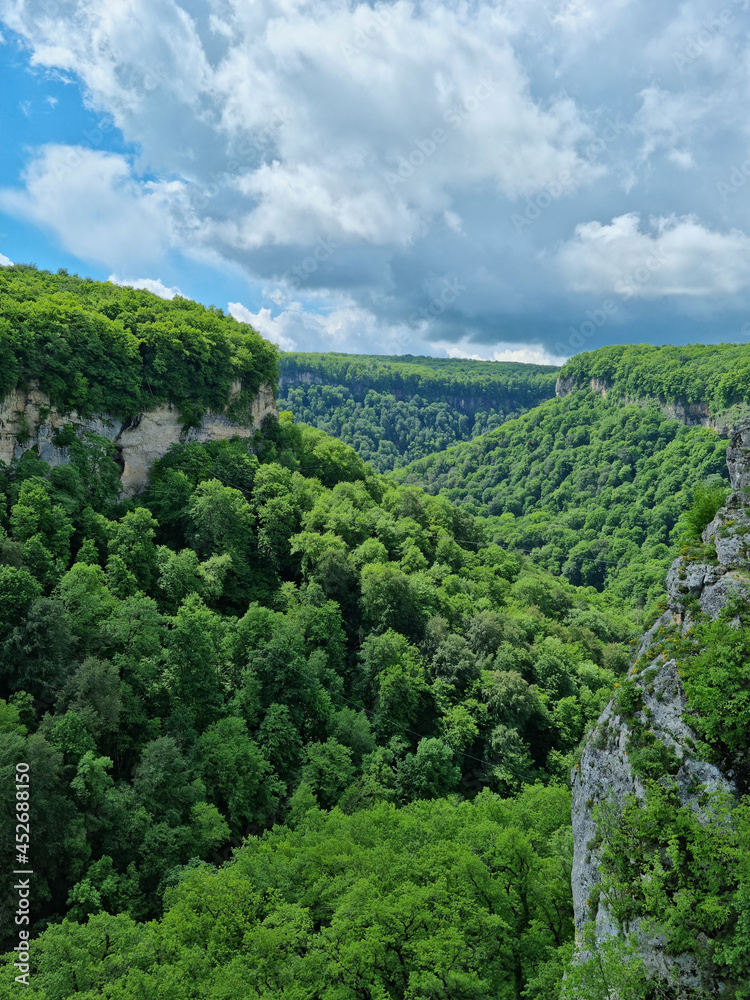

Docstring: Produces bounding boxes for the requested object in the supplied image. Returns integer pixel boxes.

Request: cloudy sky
[1,0,749,362]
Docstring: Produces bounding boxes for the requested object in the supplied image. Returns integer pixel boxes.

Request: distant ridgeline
[277,352,559,472]
[557,343,750,425]
[0,266,278,426]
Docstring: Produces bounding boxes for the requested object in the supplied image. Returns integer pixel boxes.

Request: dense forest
[394,392,729,608]
[0,411,638,997]
[558,343,750,413]
[0,266,278,426]
[2,270,750,997]
[277,352,558,472]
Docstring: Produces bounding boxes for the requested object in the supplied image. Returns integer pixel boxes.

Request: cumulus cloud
[0,145,184,270]
[555,214,750,299]
[228,301,297,352]
[108,274,182,299]
[229,298,416,356]
[1,0,750,353]
[435,340,569,365]
[0,252,13,266]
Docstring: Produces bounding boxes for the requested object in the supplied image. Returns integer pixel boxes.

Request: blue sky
[1,0,750,363]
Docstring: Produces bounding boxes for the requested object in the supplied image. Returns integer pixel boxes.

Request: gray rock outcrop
[555,375,739,436]
[0,381,277,495]
[571,422,750,991]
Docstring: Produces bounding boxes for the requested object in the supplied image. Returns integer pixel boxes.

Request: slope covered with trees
[0,266,278,425]
[558,342,750,413]
[0,409,634,997]
[277,352,558,471]
[3,276,748,998]
[394,391,729,607]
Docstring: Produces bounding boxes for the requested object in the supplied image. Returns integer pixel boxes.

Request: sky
[1,0,749,364]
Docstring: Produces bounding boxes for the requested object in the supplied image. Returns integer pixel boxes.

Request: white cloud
[435,340,568,365]
[0,0,599,251]
[667,149,695,170]
[229,298,417,356]
[634,87,710,164]
[0,145,185,270]
[228,302,297,352]
[491,346,568,366]
[2,0,750,353]
[0,252,13,266]
[556,213,750,298]
[108,274,182,299]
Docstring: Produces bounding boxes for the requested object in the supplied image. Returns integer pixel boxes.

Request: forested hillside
[0,265,278,425]
[0,272,638,998]
[0,417,634,997]
[2,272,748,998]
[277,352,558,471]
[558,343,750,414]
[394,391,729,608]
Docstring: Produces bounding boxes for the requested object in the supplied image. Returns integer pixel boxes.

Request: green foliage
[9,290,750,995]
[0,785,574,1000]
[0,265,278,423]
[0,365,635,976]
[678,608,750,787]
[395,390,729,604]
[558,341,750,412]
[676,481,730,544]
[278,351,557,471]
[593,782,750,994]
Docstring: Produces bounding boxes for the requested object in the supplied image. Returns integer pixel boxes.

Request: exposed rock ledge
[0,382,277,496]
[571,422,750,992]
[556,375,738,437]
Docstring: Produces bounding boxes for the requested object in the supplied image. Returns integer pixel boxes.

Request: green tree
[198,717,281,834]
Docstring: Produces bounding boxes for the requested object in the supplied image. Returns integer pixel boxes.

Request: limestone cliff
[555,374,738,436]
[0,381,277,496]
[571,422,750,991]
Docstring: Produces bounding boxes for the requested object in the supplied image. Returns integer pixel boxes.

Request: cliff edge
[0,381,277,496]
[571,422,750,992]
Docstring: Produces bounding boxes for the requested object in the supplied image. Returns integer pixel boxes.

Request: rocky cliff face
[0,382,277,496]
[571,422,750,990]
[555,375,737,436]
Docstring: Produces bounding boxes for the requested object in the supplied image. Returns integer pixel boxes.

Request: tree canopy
[0,265,278,425]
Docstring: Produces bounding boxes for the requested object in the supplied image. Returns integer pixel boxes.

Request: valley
[0,267,748,998]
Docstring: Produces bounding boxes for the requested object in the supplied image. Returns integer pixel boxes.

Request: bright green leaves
[8,785,572,1000]
[0,265,278,422]
[679,611,750,777]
